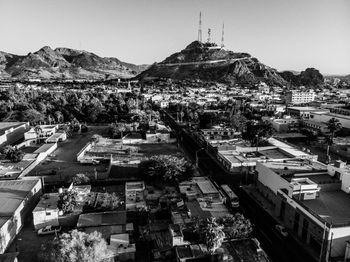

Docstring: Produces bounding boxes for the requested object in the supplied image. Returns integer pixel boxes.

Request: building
[125,181,146,211]
[179,177,229,219]
[175,239,269,262]
[32,193,60,230]
[286,90,316,104]
[302,120,330,135]
[287,106,329,119]
[0,122,30,146]
[270,117,299,133]
[255,158,350,261]
[24,125,58,142]
[0,179,42,253]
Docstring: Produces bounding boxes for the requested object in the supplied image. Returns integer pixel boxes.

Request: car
[37,225,62,236]
[275,224,288,237]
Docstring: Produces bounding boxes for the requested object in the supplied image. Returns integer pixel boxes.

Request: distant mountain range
[137,41,288,86]
[0,46,148,80]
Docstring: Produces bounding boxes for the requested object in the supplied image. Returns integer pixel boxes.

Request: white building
[286,90,316,104]
[24,125,58,142]
[255,159,350,261]
[0,179,42,253]
[0,122,30,146]
[32,193,60,230]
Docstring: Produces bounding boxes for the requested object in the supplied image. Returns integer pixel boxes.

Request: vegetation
[0,87,152,124]
[70,173,90,185]
[39,230,113,262]
[196,217,226,254]
[217,214,253,239]
[1,145,24,163]
[141,154,194,182]
[230,111,248,132]
[243,121,273,146]
[326,118,342,161]
[57,189,78,214]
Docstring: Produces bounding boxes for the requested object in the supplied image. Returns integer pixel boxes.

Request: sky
[0,0,349,75]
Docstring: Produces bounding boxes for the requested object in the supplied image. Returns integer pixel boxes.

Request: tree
[39,230,113,262]
[54,111,64,123]
[243,121,273,146]
[1,146,24,163]
[326,118,342,162]
[57,189,78,215]
[70,173,90,185]
[141,154,192,182]
[230,111,248,132]
[196,217,225,254]
[34,125,43,143]
[217,214,253,239]
[20,108,44,124]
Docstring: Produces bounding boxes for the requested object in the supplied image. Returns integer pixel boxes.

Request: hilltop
[0,47,148,80]
[137,41,287,86]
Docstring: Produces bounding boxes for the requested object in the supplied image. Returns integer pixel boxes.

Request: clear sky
[0,0,349,75]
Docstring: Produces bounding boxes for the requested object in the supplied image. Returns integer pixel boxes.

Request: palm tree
[326,118,342,162]
[34,125,42,144]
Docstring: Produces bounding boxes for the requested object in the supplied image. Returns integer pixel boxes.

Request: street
[163,111,317,262]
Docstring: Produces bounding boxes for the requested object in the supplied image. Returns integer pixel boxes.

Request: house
[32,193,60,230]
[0,179,42,254]
[125,181,146,211]
[108,233,136,262]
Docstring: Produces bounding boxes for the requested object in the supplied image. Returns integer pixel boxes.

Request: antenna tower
[207,28,211,43]
[221,23,225,48]
[198,12,202,42]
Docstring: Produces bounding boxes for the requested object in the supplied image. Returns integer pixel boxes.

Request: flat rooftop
[260,149,291,159]
[0,122,26,136]
[268,138,316,159]
[263,159,327,172]
[299,190,350,226]
[222,239,269,262]
[197,180,218,195]
[77,211,127,228]
[0,179,40,218]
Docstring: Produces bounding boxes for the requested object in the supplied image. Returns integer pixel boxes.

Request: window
[46,211,51,216]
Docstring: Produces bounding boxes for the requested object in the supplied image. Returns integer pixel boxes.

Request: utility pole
[198,12,202,42]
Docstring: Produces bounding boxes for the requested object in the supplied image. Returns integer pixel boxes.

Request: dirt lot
[28,126,110,183]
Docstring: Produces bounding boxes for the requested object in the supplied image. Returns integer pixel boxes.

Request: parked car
[37,225,62,236]
[275,224,288,237]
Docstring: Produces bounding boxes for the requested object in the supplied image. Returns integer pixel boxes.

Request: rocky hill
[0,46,147,80]
[279,68,324,87]
[137,41,287,86]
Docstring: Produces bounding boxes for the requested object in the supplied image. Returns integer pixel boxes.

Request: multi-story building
[286,90,316,104]
[255,159,350,261]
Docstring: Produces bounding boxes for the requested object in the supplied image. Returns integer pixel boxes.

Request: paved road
[158,57,250,67]
[162,111,317,262]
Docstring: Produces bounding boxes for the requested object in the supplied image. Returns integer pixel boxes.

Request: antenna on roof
[221,23,225,48]
[207,28,211,43]
[198,12,202,42]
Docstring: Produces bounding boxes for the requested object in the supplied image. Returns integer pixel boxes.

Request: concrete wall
[256,162,290,195]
